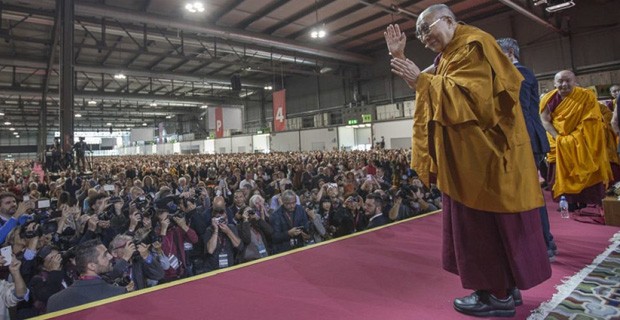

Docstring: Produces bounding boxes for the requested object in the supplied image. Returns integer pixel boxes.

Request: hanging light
[142,122,148,126]
[309,0,326,39]
[75,114,82,118]
[150,102,158,107]
[185,2,205,13]
[4,121,11,125]
[106,122,112,126]
[201,105,209,109]
[264,85,273,90]
[9,127,15,131]
[88,99,97,105]
[114,73,126,80]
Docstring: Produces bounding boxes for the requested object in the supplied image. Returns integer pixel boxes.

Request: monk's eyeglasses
[416,16,448,40]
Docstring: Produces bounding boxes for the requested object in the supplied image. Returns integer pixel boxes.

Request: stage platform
[37,193,620,320]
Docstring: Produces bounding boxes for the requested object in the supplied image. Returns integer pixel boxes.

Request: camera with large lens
[396,184,413,200]
[20,220,42,239]
[133,196,149,211]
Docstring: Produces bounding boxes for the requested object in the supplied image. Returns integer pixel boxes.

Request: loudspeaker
[231,75,242,91]
[109,127,113,134]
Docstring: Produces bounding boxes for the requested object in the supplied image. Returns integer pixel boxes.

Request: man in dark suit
[365,193,389,229]
[47,239,126,312]
[498,38,556,260]
[269,190,310,254]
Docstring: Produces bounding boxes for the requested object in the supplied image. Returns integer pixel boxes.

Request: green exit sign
[361,114,372,123]
[347,119,358,125]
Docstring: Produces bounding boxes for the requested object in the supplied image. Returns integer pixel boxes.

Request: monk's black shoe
[509,288,522,306]
[453,290,516,318]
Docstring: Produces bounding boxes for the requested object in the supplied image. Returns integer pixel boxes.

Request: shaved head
[419,4,456,22]
[554,70,577,98]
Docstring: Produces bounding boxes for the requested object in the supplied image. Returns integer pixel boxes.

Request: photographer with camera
[47,239,126,312]
[178,195,209,275]
[270,190,310,254]
[229,190,247,225]
[204,205,243,271]
[28,246,67,315]
[106,234,164,291]
[154,199,198,282]
[237,206,271,263]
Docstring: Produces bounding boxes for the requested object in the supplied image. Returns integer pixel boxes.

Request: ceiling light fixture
[4,121,11,125]
[545,0,575,12]
[15,135,19,138]
[88,99,97,105]
[201,105,208,109]
[142,122,148,126]
[106,122,112,126]
[264,85,273,90]
[310,0,327,39]
[0,112,4,116]
[114,73,126,80]
[150,102,158,107]
[165,115,172,119]
[185,2,205,13]
[75,114,82,118]
[12,132,18,135]
[9,127,15,131]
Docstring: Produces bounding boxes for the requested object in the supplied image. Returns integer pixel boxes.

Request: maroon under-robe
[442,193,551,291]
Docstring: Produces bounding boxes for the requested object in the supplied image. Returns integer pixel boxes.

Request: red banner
[215,106,224,138]
[273,89,286,132]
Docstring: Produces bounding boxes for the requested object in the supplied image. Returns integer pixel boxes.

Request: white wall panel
[300,128,337,151]
[204,139,215,154]
[373,120,412,149]
[355,127,372,147]
[252,134,270,153]
[215,138,232,154]
[338,126,355,150]
[270,131,300,152]
[231,135,253,153]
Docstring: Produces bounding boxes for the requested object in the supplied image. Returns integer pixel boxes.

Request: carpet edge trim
[527,230,620,320]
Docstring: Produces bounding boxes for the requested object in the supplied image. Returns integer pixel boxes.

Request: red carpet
[41,192,620,320]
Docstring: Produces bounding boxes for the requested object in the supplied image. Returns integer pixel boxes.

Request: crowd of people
[0,149,441,317]
[0,3,617,318]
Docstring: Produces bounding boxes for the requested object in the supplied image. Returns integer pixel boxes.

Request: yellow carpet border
[34,209,441,319]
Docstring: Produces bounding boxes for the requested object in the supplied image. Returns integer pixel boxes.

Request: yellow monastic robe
[412,24,543,213]
[539,88,612,198]
[599,102,620,167]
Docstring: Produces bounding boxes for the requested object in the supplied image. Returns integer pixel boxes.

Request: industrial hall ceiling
[0,0,613,133]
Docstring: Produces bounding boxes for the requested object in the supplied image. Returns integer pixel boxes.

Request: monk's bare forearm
[540,110,559,139]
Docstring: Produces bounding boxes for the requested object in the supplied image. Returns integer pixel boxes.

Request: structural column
[59,0,74,154]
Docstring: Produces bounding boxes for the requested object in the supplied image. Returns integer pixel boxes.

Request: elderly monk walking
[540,70,612,214]
[385,4,550,318]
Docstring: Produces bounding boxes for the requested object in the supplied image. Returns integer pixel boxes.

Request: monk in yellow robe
[599,102,620,183]
[385,4,550,318]
[540,70,611,212]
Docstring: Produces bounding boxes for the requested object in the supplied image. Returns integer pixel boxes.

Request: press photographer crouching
[177,193,209,275]
[47,239,126,312]
[238,206,272,263]
[204,205,243,271]
[153,196,198,282]
[270,190,310,254]
[105,234,164,291]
